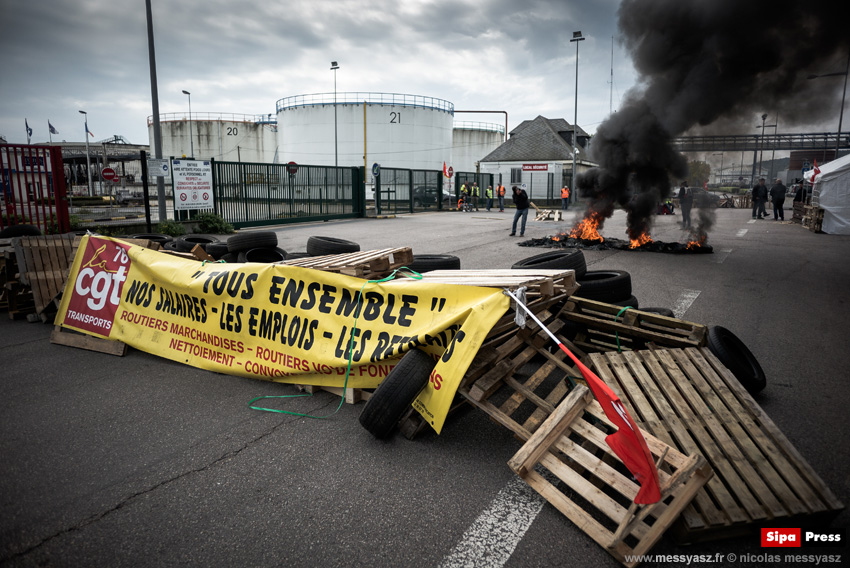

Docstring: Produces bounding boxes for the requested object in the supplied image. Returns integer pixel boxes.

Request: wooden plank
[633,350,780,519]
[50,325,128,356]
[692,348,844,513]
[654,349,798,517]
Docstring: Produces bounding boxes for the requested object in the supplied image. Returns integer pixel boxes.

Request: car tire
[511,249,587,279]
[306,236,360,256]
[706,326,767,394]
[226,231,278,253]
[611,295,640,309]
[175,234,219,252]
[204,241,230,259]
[0,224,42,238]
[574,270,632,303]
[358,349,435,439]
[220,252,239,263]
[237,247,288,263]
[284,251,311,260]
[125,233,173,245]
[408,254,461,273]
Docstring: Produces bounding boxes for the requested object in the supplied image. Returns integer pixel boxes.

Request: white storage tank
[148,113,278,163]
[452,121,505,173]
[275,92,454,172]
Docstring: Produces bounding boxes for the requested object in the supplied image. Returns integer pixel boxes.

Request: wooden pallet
[533,209,564,221]
[559,296,707,352]
[508,384,712,568]
[12,234,77,320]
[282,247,414,279]
[802,205,824,232]
[588,347,844,543]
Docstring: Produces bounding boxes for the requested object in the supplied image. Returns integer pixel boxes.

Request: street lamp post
[808,46,850,158]
[758,114,768,179]
[570,31,585,204]
[79,110,93,196]
[331,61,339,170]
[182,90,193,158]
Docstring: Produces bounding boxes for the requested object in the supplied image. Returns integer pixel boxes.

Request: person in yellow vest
[485,185,494,211]
[561,185,571,210]
[471,182,480,211]
[497,184,506,211]
[459,183,468,211]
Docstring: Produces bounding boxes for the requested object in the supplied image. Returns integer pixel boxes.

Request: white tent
[804,153,850,234]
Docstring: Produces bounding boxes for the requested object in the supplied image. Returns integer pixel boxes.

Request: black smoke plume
[577,0,850,239]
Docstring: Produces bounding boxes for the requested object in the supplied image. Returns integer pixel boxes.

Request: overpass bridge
[673,131,847,153]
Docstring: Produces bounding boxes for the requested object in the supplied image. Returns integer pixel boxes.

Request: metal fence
[210,161,362,228]
[1,144,69,234]
[374,168,448,215]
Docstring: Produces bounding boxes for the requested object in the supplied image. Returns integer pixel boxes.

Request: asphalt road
[2,203,848,567]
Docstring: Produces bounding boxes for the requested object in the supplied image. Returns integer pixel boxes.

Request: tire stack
[223,231,287,263]
[573,269,638,308]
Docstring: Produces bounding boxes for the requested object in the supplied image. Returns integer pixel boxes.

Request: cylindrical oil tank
[275,92,454,171]
[148,112,278,163]
[452,121,505,173]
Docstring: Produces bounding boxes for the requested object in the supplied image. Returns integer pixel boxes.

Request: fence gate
[1,144,70,235]
[210,160,361,228]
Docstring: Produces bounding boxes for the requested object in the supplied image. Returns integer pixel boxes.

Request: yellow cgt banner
[56,236,510,433]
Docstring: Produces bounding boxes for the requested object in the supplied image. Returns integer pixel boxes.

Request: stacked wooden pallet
[559,296,707,352]
[11,234,77,321]
[1,240,35,318]
[589,348,844,542]
[283,247,414,279]
[802,205,824,232]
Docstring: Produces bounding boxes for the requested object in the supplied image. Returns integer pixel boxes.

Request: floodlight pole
[570,31,585,204]
[182,90,193,158]
[79,110,93,196]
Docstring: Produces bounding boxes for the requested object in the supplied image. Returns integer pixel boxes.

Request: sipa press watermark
[761,528,844,548]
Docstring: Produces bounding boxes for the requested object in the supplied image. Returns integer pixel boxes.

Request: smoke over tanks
[575,0,850,243]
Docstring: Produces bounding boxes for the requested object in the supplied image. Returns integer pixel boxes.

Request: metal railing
[147,112,277,126]
[276,92,454,114]
[210,160,362,228]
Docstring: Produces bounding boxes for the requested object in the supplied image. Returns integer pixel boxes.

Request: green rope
[613,305,634,353]
[248,266,423,418]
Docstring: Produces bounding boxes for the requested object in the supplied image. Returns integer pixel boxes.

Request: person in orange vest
[497,184,506,211]
[561,185,571,210]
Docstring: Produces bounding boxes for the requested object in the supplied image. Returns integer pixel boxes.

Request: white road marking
[736,229,748,237]
[714,248,733,264]
[673,289,701,319]
[438,476,547,568]
[747,219,757,224]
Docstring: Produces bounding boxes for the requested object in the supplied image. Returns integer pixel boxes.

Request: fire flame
[686,233,707,250]
[569,212,604,242]
[629,232,654,249]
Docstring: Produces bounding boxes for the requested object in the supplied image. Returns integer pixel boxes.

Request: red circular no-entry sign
[287,161,298,175]
[101,167,117,181]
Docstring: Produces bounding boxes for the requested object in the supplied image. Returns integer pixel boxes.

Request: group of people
[459,181,508,212]
[751,177,787,220]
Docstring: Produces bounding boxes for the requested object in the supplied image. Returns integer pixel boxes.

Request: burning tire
[706,326,767,394]
[574,270,632,303]
[306,236,360,256]
[408,254,461,273]
[511,249,586,278]
[359,349,435,439]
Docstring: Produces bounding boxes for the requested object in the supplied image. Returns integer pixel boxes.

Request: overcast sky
[1,0,636,146]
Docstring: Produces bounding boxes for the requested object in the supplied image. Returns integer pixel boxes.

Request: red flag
[569,355,662,504]
[504,289,661,504]
[443,161,449,178]
[812,160,821,184]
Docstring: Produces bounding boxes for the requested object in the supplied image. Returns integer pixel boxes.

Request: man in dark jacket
[509,185,529,236]
[769,178,787,220]
[678,181,693,229]
[752,178,768,219]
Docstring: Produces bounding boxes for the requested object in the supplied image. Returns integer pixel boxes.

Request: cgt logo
[64,237,132,336]
[762,528,801,547]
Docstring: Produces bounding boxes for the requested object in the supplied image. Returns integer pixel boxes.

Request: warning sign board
[172,159,214,210]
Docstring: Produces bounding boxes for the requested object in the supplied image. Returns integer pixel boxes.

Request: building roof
[481,116,589,162]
